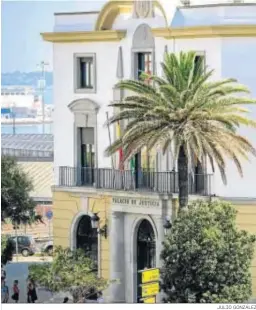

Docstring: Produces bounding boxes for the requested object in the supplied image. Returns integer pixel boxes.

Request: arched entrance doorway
[76,215,98,269]
[137,219,156,302]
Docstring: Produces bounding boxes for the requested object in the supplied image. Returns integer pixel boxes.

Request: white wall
[214,37,256,198]
[53,17,169,175]
[53,41,120,171]
[53,4,256,198]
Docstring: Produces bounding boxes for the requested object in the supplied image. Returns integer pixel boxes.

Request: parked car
[9,235,37,257]
[41,241,53,256]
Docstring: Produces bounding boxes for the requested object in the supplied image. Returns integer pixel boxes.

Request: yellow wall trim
[41,25,256,44]
[152,25,256,39]
[41,30,127,43]
[95,0,167,31]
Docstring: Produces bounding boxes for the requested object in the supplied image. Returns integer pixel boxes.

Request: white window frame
[74,53,96,94]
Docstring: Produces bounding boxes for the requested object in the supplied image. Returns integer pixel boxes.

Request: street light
[91,213,100,229]
[90,213,108,239]
[163,217,172,236]
[11,206,19,262]
[37,61,49,134]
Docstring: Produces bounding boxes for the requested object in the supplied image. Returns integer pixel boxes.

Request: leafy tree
[1,235,14,265]
[161,200,256,303]
[1,156,41,224]
[105,52,256,208]
[28,247,108,303]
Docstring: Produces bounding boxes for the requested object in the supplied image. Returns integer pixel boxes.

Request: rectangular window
[136,52,152,81]
[74,54,96,93]
[80,127,95,168]
[194,53,205,73]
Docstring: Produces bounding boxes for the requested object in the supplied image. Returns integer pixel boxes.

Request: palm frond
[105,51,256,188]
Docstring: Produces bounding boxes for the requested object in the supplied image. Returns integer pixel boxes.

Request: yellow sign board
[141,296,156,304]
[141,268,160,284]
[141,282,159,298]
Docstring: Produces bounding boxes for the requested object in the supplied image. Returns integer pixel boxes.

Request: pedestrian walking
[1,278,9,303]
[11,280,19,303]
[27,279,38,303]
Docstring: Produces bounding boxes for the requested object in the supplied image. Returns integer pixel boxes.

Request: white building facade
[43,0,256,302]
[43,0,256,199]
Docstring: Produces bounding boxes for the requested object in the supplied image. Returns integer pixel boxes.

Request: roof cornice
[152,25,256,39]
[41,30,127,43]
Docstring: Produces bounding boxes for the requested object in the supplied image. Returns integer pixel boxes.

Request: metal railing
[58,167,212,196]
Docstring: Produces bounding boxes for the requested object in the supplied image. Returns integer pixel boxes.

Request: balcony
[58,167,213,196]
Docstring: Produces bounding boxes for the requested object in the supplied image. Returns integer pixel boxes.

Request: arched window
[137,219,156,302]
[137,219,156,270]
[76,215,98,268]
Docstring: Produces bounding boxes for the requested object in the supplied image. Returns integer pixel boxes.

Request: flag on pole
[116,121,124,170]
[130,156,135,173]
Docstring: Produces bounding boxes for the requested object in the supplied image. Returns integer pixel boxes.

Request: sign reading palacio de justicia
[112,197,160,207]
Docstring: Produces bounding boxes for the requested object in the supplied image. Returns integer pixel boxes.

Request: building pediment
[68,98,99,114]
[95,0,167,31]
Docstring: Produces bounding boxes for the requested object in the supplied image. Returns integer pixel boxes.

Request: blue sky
[1,1,106,72]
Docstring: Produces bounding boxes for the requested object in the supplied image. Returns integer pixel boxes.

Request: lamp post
[37,61,49,134]
[163,217,172,236]
[90,213,108,278]
[91,213,108,239]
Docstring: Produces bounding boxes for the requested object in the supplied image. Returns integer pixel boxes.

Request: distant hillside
[1,71,53,87]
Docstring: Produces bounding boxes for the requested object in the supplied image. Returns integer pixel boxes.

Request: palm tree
[105,51,256,209]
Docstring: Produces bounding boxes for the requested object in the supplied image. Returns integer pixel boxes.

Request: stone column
[155,215,165,268]
[155,215,165,303]
[109,212,125,303]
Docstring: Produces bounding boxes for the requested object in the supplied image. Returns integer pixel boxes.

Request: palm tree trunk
[178,146,189,209]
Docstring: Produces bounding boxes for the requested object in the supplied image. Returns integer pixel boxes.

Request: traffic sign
[141,268,160,284]
[140,296,156,304]
[45,210,53,220]
[141,282,159,298]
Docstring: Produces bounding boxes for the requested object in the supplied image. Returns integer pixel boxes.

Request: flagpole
[106,112,116,188]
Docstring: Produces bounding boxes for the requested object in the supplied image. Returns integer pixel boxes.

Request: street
[4,261,72,303]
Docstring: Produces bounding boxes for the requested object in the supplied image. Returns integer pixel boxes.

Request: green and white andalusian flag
[130,156,135,173]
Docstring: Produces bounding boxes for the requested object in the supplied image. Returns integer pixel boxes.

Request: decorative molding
[152,25,256,39]
[68,98,99,113]
[95,0,167,31]
[41,30,127,43]
[177,3,256,9]
[54,11,100,16]
[81,196,89,213]
[116,46,124,79]
[132,0,154,19]
[132,23,155,49]
[217,197,256,205]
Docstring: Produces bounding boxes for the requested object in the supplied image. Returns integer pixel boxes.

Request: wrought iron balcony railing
[58,166,213,196]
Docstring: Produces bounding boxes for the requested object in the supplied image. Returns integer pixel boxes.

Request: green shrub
[1,235,14,265]
[161,200,256,303]
[28,246,108,302]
